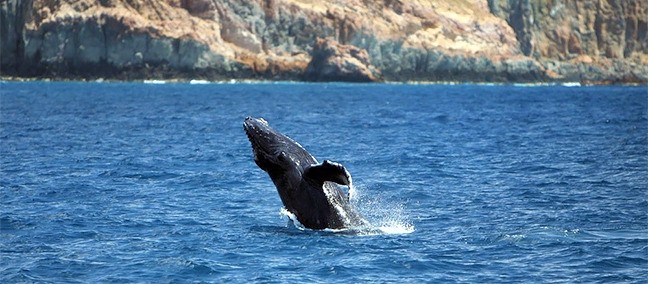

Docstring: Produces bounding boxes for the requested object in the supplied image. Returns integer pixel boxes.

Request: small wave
[143,80,166,84]
[189,79,210,84]
[561,82,582,87]
[319,223,415,236]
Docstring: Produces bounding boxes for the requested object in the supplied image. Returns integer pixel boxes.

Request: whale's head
[244,117,316,174]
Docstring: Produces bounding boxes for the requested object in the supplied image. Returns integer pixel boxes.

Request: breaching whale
[243,117,364,230]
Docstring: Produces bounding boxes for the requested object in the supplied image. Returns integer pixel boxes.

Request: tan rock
[1,0,645,83]
[304,37,382,82]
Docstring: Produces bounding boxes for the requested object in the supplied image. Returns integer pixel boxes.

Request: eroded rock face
[304,38,382,82]
[1,0,241,78]
[488,0,647,82]
[488,0,647,59]
[1,0,646,83]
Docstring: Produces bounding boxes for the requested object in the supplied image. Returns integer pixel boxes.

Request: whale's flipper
[304,160,352,187]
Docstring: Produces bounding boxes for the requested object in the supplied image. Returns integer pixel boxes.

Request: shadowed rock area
[1,0,646,83]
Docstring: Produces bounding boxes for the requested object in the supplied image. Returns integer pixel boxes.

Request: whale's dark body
[243,117,363,229]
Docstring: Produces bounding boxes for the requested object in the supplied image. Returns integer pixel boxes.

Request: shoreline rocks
[1,0,646,84]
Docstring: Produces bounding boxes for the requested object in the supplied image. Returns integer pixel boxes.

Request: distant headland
[1,0,646,84]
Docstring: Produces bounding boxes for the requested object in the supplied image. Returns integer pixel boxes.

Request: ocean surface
[1,81,646,283]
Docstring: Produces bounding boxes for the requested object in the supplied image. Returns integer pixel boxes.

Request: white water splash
[349,183,415,235]
[348,181,358,202]
[279,184,415,235]
[279,208,306,230]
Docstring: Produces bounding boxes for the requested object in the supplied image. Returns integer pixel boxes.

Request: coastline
[2,76,645,87]
[3,1,646,88]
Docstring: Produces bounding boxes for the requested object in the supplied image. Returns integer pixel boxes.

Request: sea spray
[348,183,415,235]
[279,183,415,235]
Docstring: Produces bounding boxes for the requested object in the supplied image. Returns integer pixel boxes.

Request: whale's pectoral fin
[304,160,352,187]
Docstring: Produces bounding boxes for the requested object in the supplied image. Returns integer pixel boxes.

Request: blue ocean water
[1,81,646,283]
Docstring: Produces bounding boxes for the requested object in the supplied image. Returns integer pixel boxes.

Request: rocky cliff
[488,0,647,83]
[1,0,646,83]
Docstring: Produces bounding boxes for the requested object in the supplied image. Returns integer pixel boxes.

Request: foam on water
[189,79,210,84]
[143,79,166,84]
[279,208,306,231]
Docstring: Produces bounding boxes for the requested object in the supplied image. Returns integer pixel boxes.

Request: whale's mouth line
[244,128,264,163]
[244,125,255,145]
[244,119,281,166]
[244,119,263,148]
